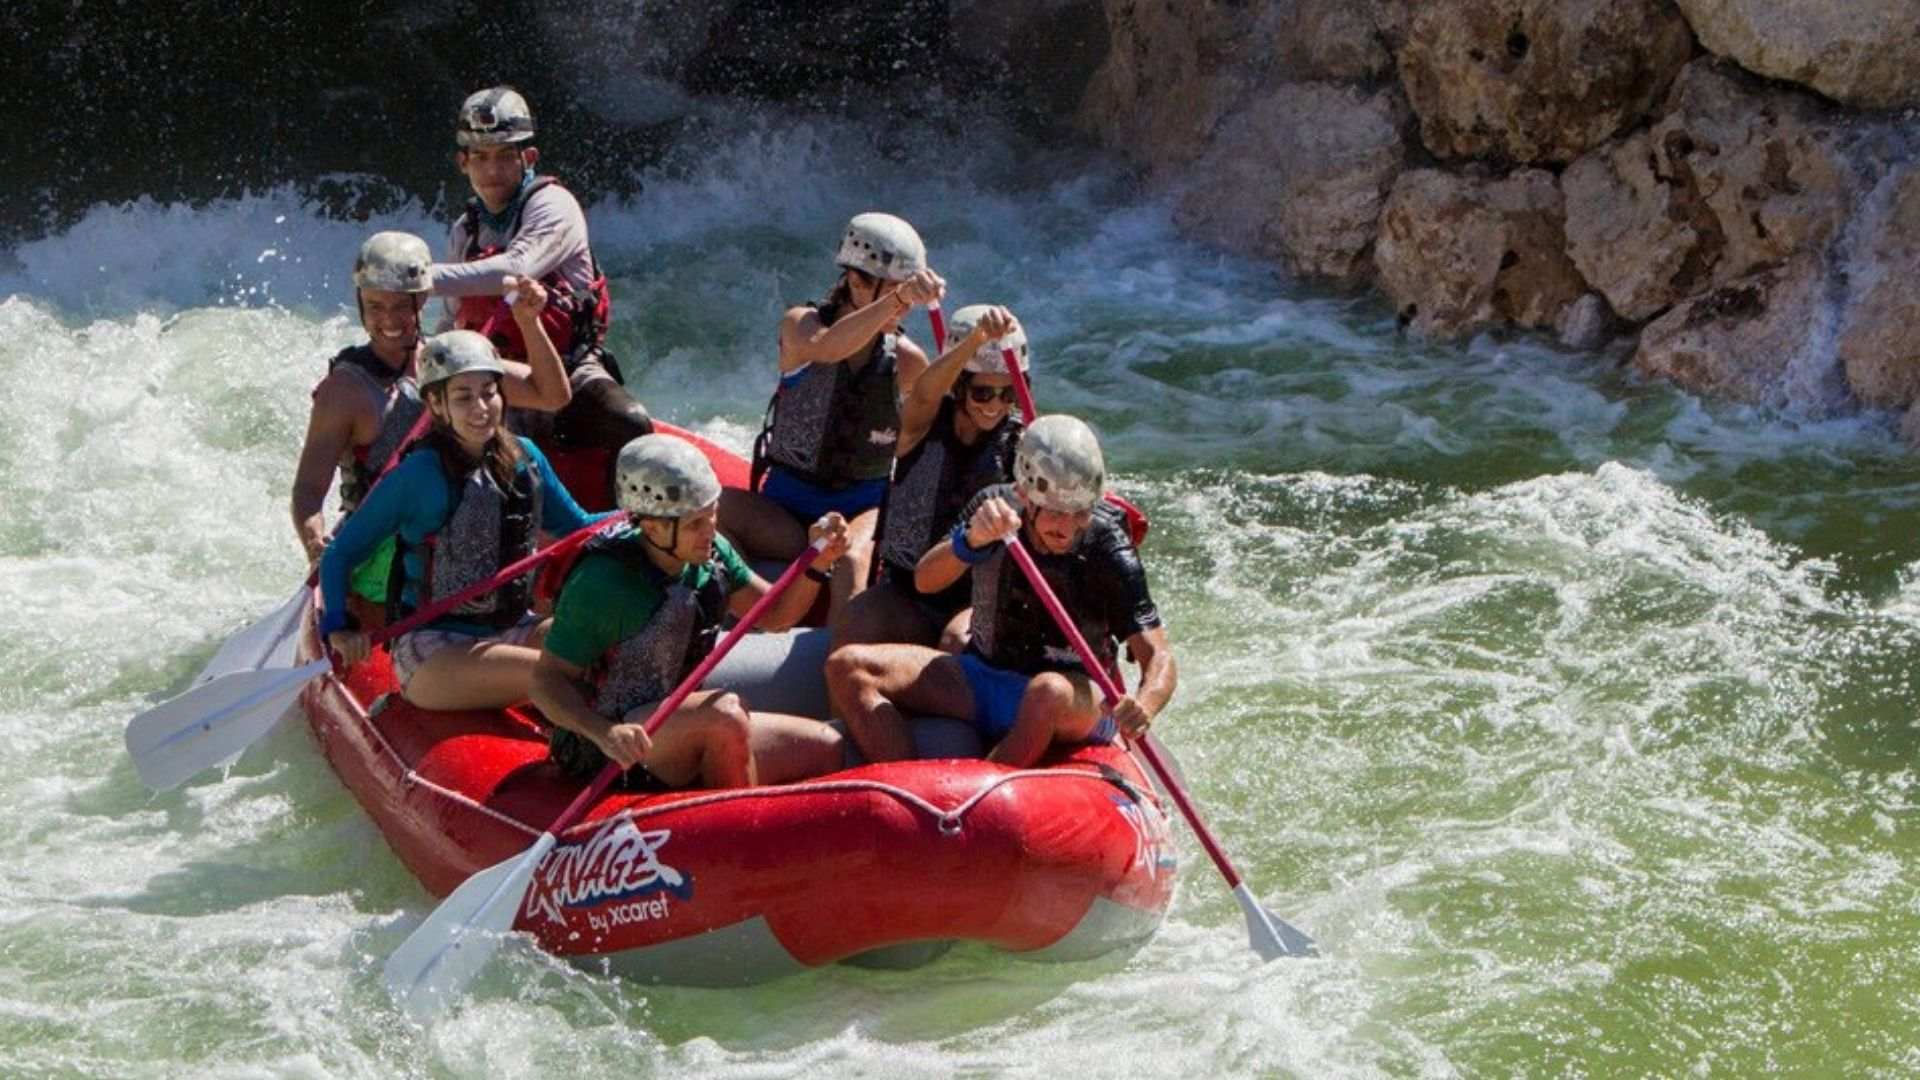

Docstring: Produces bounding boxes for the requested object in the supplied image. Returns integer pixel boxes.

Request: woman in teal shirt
[319,330,606,711]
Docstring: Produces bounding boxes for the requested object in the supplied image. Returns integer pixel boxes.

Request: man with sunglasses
[433,86,654,489]
[720,212,945,627]
[836,303,1027,651]
[828,415,1178,768]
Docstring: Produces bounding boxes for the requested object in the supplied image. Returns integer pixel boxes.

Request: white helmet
[947,304,1030,375]
[456,87,536,147]
[616,435,723,518]
[419,330,507,392]
[1014,415,1105,514]
[352,231,433,294]
[835,212,927,282]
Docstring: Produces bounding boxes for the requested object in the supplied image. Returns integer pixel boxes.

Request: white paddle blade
[1235,882,1317,960]
[384,832,555,1022]
[124,658,330,791]
[191,588,311,687]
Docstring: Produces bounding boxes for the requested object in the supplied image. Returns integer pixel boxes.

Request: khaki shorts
[389,615,543,689]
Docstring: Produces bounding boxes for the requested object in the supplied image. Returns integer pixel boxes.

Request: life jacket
[967,486,1143,676]
[573,531,732,720]
[753,310,902,491]
[452,176,612,364]
[875,399,1022,584]
[323,345,425,515]
[387,443,543,629]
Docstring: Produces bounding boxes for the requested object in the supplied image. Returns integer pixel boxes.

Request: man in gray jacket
[437,86,653,485]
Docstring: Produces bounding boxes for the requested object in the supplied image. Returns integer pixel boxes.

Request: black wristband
[805,565,832,584]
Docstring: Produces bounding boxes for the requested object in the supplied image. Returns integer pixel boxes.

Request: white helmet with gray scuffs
[616,435,723,518]
[947,304,1030,375]
[1014,415,1105,514]
[456,87,536,147]
[418,330,507,392]
[352,231,434,294]
[835,212,927,282]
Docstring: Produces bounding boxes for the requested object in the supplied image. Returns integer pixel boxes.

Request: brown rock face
[1674,0,1920,110]
[1563,60,1859,322]
[1632,255,1831,407]
[1173,83,1409,283]
[1839,167,1920,410]
[1373,168,1591,340]
[1394,0,1695,166]
[1277,0,1395,82]
[949,0,1112,118]
[1076,0,1265,168]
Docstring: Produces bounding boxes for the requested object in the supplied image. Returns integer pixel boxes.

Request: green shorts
[348,535,397,604]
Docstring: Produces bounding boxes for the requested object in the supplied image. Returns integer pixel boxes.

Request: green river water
[2,114,1918,1078]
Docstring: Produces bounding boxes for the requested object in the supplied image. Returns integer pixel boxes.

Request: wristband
[949,524,994,565]
[804,565,832,584]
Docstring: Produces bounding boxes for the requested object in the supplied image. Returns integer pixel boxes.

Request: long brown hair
[421,376,524,489]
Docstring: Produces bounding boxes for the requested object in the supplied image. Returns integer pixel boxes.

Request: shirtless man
[290,231,570,598]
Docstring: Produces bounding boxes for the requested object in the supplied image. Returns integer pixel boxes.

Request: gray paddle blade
[1235,882,1317,960]
[124,658,330,791]
[384,832,555,1023]
[192,588,311,687]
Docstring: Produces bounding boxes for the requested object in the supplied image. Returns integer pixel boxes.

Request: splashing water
[4,107,1920,1077]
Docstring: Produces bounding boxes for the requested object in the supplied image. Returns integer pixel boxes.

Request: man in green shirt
[531,435,848,789]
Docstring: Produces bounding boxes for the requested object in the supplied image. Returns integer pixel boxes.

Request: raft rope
[331,675,1161,842]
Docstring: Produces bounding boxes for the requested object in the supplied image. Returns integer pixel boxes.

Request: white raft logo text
[1112,795,1175,882]
[526,816,693,927]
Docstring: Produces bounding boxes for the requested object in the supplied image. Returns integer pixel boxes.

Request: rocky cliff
[1070,0,1920,436]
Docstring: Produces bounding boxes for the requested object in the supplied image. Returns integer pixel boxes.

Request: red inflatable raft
[296,424,1176,985]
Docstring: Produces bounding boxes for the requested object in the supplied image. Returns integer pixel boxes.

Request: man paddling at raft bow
[835,303,1027,653]
[319,330,606,712]
[438,86,654,477]
[828,415,1178,767]
[291,231,572,602]
[532,435,849,790]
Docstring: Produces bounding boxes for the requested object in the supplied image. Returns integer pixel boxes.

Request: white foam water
[5,107,1920,1077]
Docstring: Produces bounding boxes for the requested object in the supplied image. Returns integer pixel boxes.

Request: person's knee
[937,623,968,654]
[832,542,872,581]
[825,647,874,702]
[570,378,653,446]
[699,692,752,750]
[1024,672,1075,713]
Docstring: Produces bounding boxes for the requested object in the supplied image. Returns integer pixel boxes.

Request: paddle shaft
[926,303,947,352]
[1003,538,1249,893]
[1002,346,1039,421]
[526,542,825,841]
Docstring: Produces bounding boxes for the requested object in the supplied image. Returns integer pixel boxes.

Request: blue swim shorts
[763,468,888,521]
[954,652,1118,746]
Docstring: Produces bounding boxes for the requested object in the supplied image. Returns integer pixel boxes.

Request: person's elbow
[531,376,572,413]
[528,656,567,711]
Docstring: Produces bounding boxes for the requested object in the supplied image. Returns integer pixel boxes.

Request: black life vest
[324,345,425,515]
[453,176,612,364]
[967,486,1149,676]
[574,531,733,721]
[875,399,1022,597]
[753,303,901,491]
[387,444,543,629]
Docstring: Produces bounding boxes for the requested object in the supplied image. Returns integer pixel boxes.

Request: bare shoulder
[308,366,380,427]
[893,335,929,366]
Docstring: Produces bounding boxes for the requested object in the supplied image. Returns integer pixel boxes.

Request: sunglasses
[966,384,1018,404]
